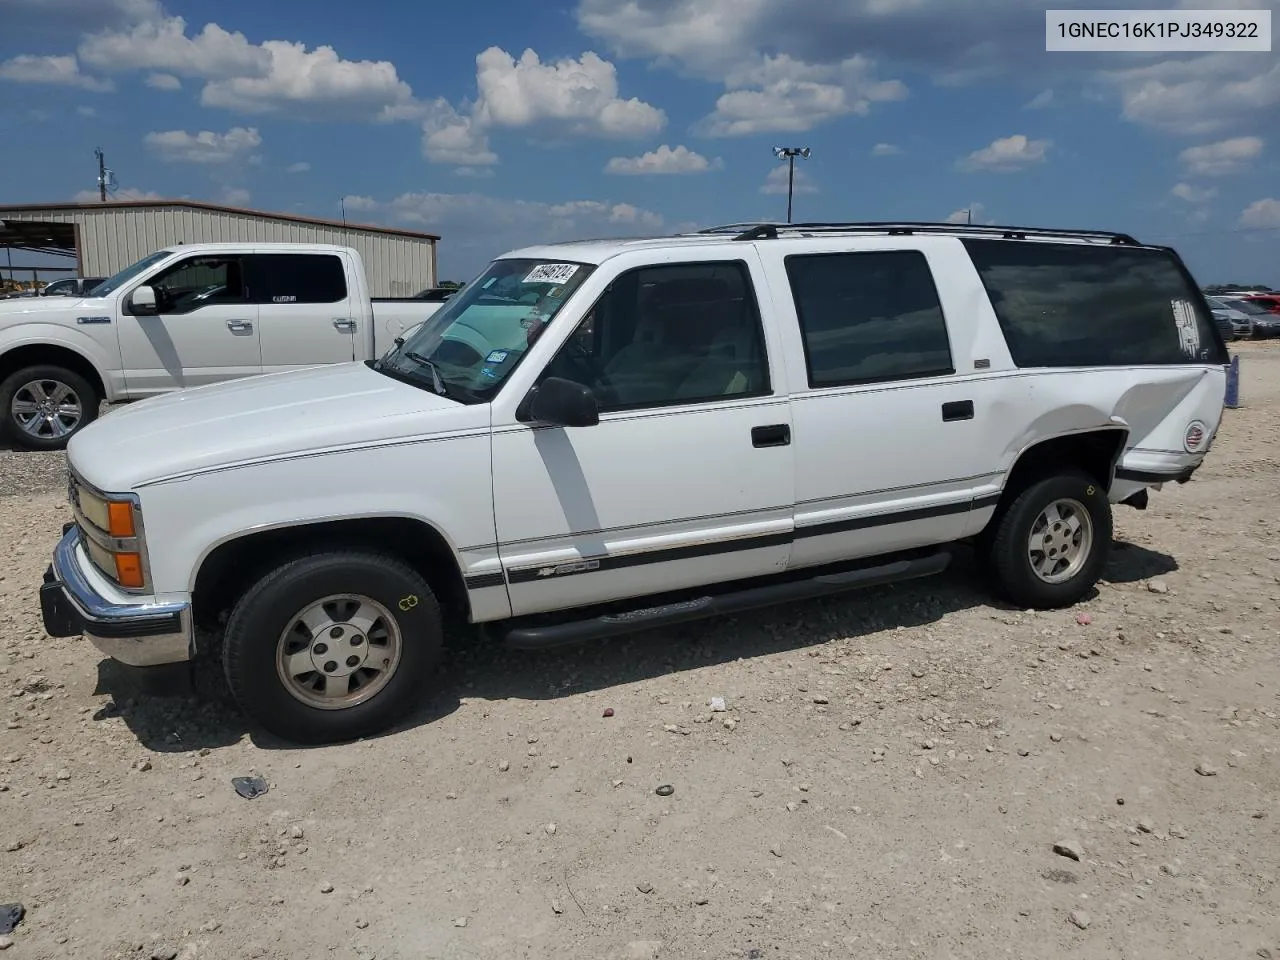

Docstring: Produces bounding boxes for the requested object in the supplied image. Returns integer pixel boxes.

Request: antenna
[340,197,347,226]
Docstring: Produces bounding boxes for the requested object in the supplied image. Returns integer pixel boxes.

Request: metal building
[0,199,439,297]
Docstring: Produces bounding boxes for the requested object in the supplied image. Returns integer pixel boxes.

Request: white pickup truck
[39,221,1228,745]
[0,243,443,449]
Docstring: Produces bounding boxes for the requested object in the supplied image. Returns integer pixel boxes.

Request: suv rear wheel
[222,551,443,744]
[982,470,1112,609]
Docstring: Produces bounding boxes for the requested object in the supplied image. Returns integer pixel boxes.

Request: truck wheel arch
[993,426,1129,513]
[0,343,108,401]
[191,516,471,638]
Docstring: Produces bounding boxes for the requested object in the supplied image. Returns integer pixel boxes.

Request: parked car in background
[1242,294,1280,317]
[414,286,462,302]
[1210,309,1239,341]
[1207,296,1257,339]
[0,243,445,450]
[1218,296,1280,337]
[40,277,107,298]
[38,220,1229,744]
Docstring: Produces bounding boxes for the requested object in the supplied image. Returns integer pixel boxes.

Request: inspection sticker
[485,350,509,363]
[524,263,579,284]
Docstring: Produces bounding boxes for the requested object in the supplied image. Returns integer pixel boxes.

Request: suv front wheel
[983,470,1113,609]
[222,552,443,744]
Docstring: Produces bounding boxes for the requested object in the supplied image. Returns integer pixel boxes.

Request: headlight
[68,469,148,590]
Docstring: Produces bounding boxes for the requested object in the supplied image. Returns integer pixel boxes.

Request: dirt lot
[2,346,1278,960]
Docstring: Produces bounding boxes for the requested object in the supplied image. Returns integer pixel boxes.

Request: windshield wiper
[403,351,447,395]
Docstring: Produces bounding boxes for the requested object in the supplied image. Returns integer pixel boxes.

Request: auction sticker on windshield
[524,263,580,284]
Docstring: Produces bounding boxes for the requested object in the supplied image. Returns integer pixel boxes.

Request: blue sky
[1,0,1278,283]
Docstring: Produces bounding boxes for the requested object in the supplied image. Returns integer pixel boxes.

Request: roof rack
[696,220,1141,246]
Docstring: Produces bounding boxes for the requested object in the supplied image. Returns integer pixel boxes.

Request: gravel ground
[2,345,1279,960]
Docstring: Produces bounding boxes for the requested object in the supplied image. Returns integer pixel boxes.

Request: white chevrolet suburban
[0,243,442,450]
[39,221,1228,744]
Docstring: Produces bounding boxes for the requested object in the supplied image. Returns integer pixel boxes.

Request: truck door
[250,253,359,373]
[116,253,262,395]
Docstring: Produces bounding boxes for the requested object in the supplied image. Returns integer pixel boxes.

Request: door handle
[333,318,356,332]
[226,319,253,334]
[751,423,791,447]
[941,400,974,422]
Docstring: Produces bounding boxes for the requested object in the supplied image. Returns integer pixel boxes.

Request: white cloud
[1103,53,1280,135]
[342,195,379,211]
[383,191,666,273]
[870,142,901,156]
[1024,89,1053,110]
[1171,182,1218,203]
[605,144,722,175]
[200,40,416,118]
[699,53,906,136]
[761,165,818,195]
[0,54,113,91]
[285,161,310,173]
[76,13,417,120]
[144,126,262,164]
[76,105,97,117]
[79,15,269,79]
[146,72,181,90]
[454,167,495,178]
[417,45,664,167]
[573,1,1280,139]
[472,47,666,138]
[958,134,1050,172]
[420,99,497,166]
[73,186,165,202]
[1178,136,1263,176]
[220,186,252,206]
[1238,197,1280,229]
[945,202,989,224]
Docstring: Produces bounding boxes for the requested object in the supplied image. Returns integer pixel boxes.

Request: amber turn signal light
[107,501,135,538]
[114,552,145,589]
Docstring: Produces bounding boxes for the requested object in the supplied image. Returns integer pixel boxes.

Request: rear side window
[249,254,348,305]
[784,250,954,387]
[960,239,1227,367]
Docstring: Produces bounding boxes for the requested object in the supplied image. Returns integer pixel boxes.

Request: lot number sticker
[524,263,579,285]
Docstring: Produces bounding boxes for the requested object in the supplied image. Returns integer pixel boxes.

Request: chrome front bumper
[40,524,193,667]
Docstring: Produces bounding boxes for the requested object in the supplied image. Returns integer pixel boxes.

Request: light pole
[772,146,811,222]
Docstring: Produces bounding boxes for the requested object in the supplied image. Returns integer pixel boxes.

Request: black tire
[222,552,443,744]
[982,470,1112,610]
[0,364,100,451]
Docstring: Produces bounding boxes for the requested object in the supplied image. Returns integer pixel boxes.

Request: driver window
[144,256,248,315]
[540,260,771,411]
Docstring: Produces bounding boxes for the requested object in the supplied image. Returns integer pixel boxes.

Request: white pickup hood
[0,296,96,324]
[67,362,475,491]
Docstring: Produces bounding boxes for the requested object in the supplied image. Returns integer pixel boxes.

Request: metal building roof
[0,199,439,244]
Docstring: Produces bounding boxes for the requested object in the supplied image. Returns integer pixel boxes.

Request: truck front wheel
[222,552,443,744]
[0,364,100,450]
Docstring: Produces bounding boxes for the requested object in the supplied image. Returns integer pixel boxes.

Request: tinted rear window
[249,253,348,304]
[961,239,1227,367]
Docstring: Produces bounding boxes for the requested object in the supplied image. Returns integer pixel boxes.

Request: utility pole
[95,148,106,201]
[772,146,811,223]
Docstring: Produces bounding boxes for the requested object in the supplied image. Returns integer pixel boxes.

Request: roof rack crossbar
[698,220,1140,246]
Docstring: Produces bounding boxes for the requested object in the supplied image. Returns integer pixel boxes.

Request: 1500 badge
[76,316,111,325]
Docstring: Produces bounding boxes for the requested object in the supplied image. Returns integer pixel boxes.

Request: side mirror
[525,377,599,427]
[130,285,158,315]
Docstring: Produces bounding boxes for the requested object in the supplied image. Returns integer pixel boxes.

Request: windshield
[90,249,173,297]
[372,257,594,402]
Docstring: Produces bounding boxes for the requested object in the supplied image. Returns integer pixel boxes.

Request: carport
[0,217,79,291]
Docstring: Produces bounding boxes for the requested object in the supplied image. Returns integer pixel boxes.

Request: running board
[498,550,951,650]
